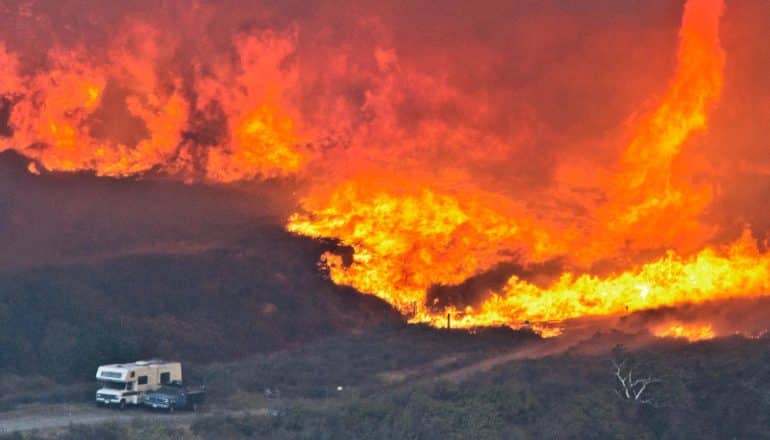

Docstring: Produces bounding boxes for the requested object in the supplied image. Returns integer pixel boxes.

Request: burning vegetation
[1,0,769,339]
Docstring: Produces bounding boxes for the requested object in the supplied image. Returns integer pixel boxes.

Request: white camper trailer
[95,360,182,408]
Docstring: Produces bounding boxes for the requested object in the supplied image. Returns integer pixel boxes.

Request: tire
[118,400,126,410]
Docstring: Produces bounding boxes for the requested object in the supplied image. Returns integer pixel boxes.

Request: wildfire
[293,208,770,332]
[455,230,768,326]
[0,27,305,180]
[1,0,766,339]
[288,178,556,311]
[598,0,726,257]
[289,0,763,337]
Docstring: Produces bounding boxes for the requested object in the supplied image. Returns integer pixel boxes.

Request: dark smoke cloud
[616,296,770,338]
[547,295,770,347]
[426,259,564,310]
[0,97,11,137]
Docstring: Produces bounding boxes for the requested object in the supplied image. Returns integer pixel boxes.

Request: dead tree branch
[612,358,662,406]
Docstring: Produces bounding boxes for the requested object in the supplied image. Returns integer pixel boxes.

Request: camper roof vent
[135,360,150,366]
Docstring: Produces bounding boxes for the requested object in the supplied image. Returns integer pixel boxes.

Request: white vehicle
[95,360,182,409]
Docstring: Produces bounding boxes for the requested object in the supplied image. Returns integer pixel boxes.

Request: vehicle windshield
[100,381,127,390]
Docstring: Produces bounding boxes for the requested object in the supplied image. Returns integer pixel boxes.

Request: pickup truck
[141,383,206,412]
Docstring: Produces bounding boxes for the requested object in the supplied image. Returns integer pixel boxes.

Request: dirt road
[439,339,565,383]
[0,403,269,434]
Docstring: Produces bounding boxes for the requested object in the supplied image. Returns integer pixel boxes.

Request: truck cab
[95,360,182,409]
[142,383,206,412]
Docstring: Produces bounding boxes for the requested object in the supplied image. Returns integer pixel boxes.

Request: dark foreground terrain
[0,236,398,383]
[2,325,770,439]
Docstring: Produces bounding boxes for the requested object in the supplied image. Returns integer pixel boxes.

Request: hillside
[3,327,770,439]
[0,151,399,381]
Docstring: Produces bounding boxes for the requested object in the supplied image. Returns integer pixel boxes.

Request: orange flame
[288,0,756,337]
[1,27,305,180]
[599,0,726,256]
[288,178,555,311]
[652,322,715,342]
[448,229,768,327]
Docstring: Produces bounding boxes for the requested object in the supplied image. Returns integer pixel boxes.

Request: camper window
[138,376,148,385]
[100,381,127,390]
[160,372,170,384]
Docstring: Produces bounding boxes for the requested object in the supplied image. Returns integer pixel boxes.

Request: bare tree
[611,359,662,405]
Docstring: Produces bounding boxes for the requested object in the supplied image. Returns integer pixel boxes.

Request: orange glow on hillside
[652,322,715,341]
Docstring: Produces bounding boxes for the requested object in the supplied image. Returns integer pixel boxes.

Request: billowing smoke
[426,260,565,311]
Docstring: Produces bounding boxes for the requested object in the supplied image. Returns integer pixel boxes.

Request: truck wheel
[119,400,126,410]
